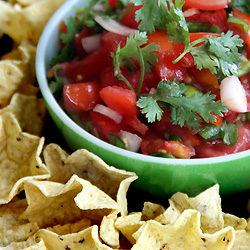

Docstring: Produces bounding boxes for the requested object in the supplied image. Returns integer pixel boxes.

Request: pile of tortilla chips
[1,0,250,249]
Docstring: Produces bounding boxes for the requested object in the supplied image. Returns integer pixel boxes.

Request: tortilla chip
[0,61,24,108]
[2,0,67,44]
[0,1,15,33]
[46,218,92,235]
[0,113,49,204]
[0,222,39,247]
[0,199,28,231]
[0,238,46,250]
[223,213,247,231]
[36,226,98,250]
[115,212,145,244]
[0,93,46,136]
[43,144,137,216]
[100,210,120,248]
[20,175,119,228]
[170,184,224,233]
[141,202,165,221]
[132,209,235,250]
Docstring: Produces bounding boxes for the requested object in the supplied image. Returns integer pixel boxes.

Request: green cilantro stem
[172,37,208,64]
[136,46,145,96]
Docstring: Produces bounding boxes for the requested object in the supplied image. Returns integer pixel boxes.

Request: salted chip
[0,222,39,247]
[0,238,46,250]
[0,1,15,33]
[223,213,247,230]
[100,210,120,248]
[0,199,28,231]
[46,218,92,236]
[141,202,165,221]
[170,184,224,232]
[0,113,49,204]
[115,212,145,244]
[20,175,119,228]
[0,93,46,136]
[132,209,235,250]
[2,0,67,44]
[0,61,24,108]
[36,226,98,250]
[154,199,181,225]
[43,144,137,215]
[231,230,250,250]
[16,0,42,7]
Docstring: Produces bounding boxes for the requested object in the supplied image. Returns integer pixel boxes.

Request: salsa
[48,0,250,159]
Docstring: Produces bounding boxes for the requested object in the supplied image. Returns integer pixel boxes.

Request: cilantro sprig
[111,31,159,95]
[173,31,244,77]
[137,80,228,130]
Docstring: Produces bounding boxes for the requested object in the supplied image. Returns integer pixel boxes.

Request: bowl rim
[36,0,250,166]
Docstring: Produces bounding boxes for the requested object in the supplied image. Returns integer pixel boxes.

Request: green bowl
[36,0,250,198]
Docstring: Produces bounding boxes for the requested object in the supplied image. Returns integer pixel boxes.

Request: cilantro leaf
[111,31,159,95]
[131,0,189,45]
[174,31,244,77]
[137,80,227,130]
[220,121,239,146]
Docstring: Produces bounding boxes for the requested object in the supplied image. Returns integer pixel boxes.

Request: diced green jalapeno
[185,86,202,98]
[69,113,91,132]
[198,124,221,140]
[108,134,126,149]
[170,135,183,143]
[150,152,176,158]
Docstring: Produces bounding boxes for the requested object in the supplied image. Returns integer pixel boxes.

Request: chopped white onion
[94,16,138,36]
[81,34,101,54]
[119,130,142,152]
[183,8,200,17]
[149,88,157,95]
[93,104,123,124]
[220,75,247,113]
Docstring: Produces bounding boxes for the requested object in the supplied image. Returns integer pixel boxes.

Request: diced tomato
[209,113,223,128]
[120,3,142,29]
[90,111,135,140]
[100,66,160,94]
[108,0,119,8]
[195,123,250,158]
[230,8,250,54]
[189,32,220,43]
[185,9,228,31]
[63,49,109,84]
[147,31,189,82]
[59,21,68,47]
[187,67,219,93]
[63,82,102,112]
[99,86,138,117]
[164,141,195,159]
[141,137,195,159]
[125,116,148,135]
[74,27,95,57]
[100,31,128,53]
[184,0,228,11]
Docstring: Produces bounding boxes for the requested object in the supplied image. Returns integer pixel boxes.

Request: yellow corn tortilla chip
[0,238,46,250]
[0,1,15,33]
[231,230,250,250]
[36,226,99,250]
[0,222,39,247]
[0,93,46,136]
[115,212,145,244]
[223,213,247,231]
[0,61,24,108]
[43,144,137,216]
[100,210,120,248]
[46,218,92,235]
[170,184,224,233]
[20,175,119,228]
[0,113,49,204]
[132,209,235,250]
[141,202,165,221]
[2,0,67,44]
[16,0,42,7]
[154,199,181,225]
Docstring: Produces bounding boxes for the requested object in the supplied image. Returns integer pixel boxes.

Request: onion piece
[81,34,101,54]
[183,8,200,17]
[93,104,123,124]
[94,16,138,36]
[220,75,247,113]
[119,130,142,152]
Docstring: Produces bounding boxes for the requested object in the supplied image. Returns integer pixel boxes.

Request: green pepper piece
[108,134,126,149]
[150,152,176,158]
[198,124,221,140]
